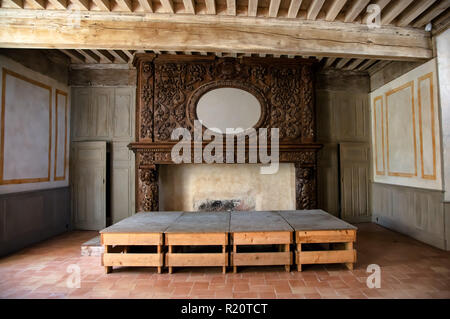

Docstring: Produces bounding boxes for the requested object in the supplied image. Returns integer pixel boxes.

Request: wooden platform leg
[284,243,290,272]
[297,243,302,272]
[168,245,173,274]
[222,245,227,274]
[104,245,112,274]
[345,242,354,270]
[157,245,162,274]
[233,242,237,274]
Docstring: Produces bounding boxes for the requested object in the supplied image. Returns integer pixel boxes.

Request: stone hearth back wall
[159,164,296,211]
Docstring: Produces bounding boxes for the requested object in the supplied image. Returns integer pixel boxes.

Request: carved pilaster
[136,151,159,211]
[295,163,317,210]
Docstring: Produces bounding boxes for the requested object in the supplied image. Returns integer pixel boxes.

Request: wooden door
[72,141,107,230]
[111,142,135,223]
[339,143,371,222]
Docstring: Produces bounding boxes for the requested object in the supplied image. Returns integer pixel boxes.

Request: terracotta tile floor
[0,223,449,299]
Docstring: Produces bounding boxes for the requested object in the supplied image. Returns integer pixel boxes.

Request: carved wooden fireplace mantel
[129,53,322,212]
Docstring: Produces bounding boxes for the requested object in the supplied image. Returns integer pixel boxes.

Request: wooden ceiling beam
[0,11,432,61]
[205,0,216,15]
[396,0,437,27]
[344,0,370,22]
[137,0,153,12]
[325,0,347,21]
[412,0,450,28]
[307,0,325,20]
[381,0,414,25]
[268,0,281,18]
[287,0,302,19]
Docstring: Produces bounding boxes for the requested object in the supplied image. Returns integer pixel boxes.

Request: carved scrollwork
[295,164,317,209]
[140,61,154,140]
[137,165,159,211]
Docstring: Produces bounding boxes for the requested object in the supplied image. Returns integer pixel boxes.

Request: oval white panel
[196,88,261,134]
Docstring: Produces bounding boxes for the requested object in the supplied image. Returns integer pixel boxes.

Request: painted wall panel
[370,59,442,190]
[0,55,70,194]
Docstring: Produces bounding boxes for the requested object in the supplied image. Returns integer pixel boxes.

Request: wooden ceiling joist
[108,50,129,63]
[344,0,370,22]
[92,0,110,11]
[47,0,68,10]
[248,0,258,17]
[268,0,281,18]
[29,0,46,9]
[324,57,337,68]
[412,0,450,28]
[183,0,195,14]
[0,11,432,61]
[357,59,378,71]
[287,0,302,19]
[396,0,438,27]
[115,0,133,12]
[381,0,414,25]
[307,0,325,20]
[60,49,86,63]
[227,0,236,16]
[4,0,24,8]
[76,49,101,63]
[160,0,174,13]
[205,0,215,15]
[71,0,90,10]
[325,0,347,21]
[137,0,153,12]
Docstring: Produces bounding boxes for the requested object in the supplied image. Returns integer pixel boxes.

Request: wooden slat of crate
[166,253,228,267]
[101,233,163,246]
[232,252,292,266]
[165,233,227,246]
[233,231,292,245]
[297,250,356,265]
[102,253,163,267]
[296,229,356,243]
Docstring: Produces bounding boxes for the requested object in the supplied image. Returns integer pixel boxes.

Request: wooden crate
[231,231,293,273]
[101,232,164,274]
[295,229,357,271]
[165,233,228,274]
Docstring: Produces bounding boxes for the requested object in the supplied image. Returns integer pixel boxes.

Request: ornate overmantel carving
[130,54,322,212]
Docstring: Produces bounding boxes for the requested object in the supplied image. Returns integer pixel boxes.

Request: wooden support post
[168,245,173,274]
[104,245,112,274]
[222,244,226,274]
[233,243,237,274]
[297,243,302,272]
[345,242,354,270]
[285,243,290,272]
[157,245,162,274]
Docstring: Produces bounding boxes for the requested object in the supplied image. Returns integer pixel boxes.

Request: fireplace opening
[158,163,296,212]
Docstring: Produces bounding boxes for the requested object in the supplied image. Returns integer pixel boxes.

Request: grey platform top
[100,212,183,233]
[164,212,230,233]
[277,210,357,231]
[230,211,293,232]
